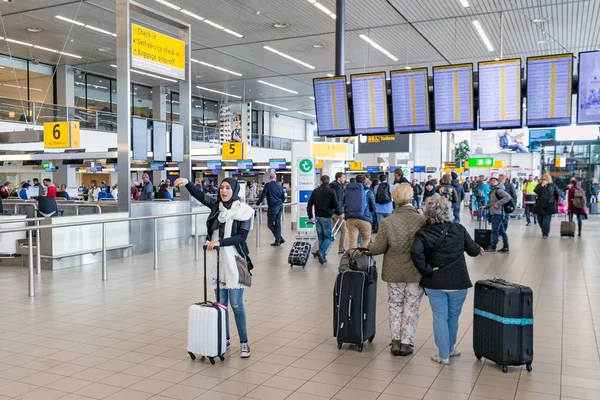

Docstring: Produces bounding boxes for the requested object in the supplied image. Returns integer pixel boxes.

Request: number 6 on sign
[44,121,80,149]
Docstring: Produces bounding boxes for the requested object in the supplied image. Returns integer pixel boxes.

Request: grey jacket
[486,183,511,215]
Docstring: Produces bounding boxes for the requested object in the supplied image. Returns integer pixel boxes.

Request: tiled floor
[1,209,600,400]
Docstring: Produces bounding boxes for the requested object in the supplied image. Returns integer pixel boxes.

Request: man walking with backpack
[450,172,465,223]
[480,177,511,253]
[330,172,347,254]
[345,174,376,249]
[374,174,393,228]
[499,174,517,230]
[437,173,459,213]
[307,175,342,264]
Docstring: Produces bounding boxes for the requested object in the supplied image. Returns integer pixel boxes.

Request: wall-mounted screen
[433,64,474,131]
[350,72,389,135]
[150,162,165,171]
[390,68,430,133]
[152,120,167,161]
[528,128,556,152]
[526,53,573,127]
[237,159,253,170]
[313,76,351,136]
[207,161,222,170]
[132,117,148,161]
[577,51,600,125]
[171,123,184,162]
[478,59,522,129]
[269,158,287,170]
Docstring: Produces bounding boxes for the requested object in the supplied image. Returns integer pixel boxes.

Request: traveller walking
[523,174,538,226]
[255,172,286,246]
[450,172,464,223]
[567,177,587,237]
[368,183,426,356]
[534,173,560,238]
[436,173,459,207]
[480,177,511,253]
[345,174,376,249]
[474,177,491,221]
[411,196,484,365]
[307,175,342,264]
[175,177,254,358]
[330,172,347,254]
[498,174,516,231]
[463,177,472,208]
[393,168,409,184]
[374,174,393,228]
[412,179,423,209]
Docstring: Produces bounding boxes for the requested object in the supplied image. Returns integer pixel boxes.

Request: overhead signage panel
[131,23,185,80]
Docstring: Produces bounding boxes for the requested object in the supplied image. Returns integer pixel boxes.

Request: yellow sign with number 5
[221,142,247,160]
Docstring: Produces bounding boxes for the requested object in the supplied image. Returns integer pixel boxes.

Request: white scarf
[216,200,254,288]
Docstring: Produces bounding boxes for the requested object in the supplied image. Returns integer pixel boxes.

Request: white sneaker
[240,343,251,358]
[450,348,461,357]
[431,354,450,365]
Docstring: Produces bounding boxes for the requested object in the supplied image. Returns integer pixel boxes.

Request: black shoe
[499,247,510,253]
[279,238,286,245]
[485,247,497,253]
[317,252,325,265]
[271,242,281,247]
[312,250,321,258]
[338,250,345,255]
[526,222,531,226]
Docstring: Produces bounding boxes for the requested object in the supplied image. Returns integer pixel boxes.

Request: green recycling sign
[298,158,313,173]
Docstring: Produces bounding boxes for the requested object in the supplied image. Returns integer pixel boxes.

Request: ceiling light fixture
[224,29,244,38]
[297,111,316,117]
[33,45,59,53]
[110,64,177,82]
[312,43,324,48]
[154,0,181,11]
[26,27,43,33]
[263,46,315,69]
[180,9,204,21]
[203,20,224,29]
[306,0,336,19]
[55,15,85,26]
[255,100,288,111]
[309,96,315,100]
[273,23,289,28]
[5,38,33,47]
[404,65,411,70]
[191,58,243,76]
[472,20,494,51]
[326,73,334,77]
[60,51,82,59]
[85,25,113,35]
[359,34,398,61]
[459,0,469,7]
[257,80,298,94]
[532,17,547,24]
[196,85,242,99]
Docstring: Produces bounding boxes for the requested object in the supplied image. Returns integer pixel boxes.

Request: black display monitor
[433,63,474,131]
[390,68,431,133]
[350,72,389,135]
[478,59,523,129]
[526,53,573,127]
[313,76,351,137]
[577,51,600,125]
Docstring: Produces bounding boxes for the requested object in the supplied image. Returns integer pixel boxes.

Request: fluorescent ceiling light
[204,20,225,30]
[180,9,204,21]
[110,64,178,82]
[5,38,33,47]
[309,96,315,100]
[297,111,316,117]
[33,45,59,53]
[263,46,315,69]
[255,100,288,111]
[257,80,298,94]
[60,51,82,59]
[154,0,181,11]
[472,20,494,51]
[85,25,113,35]
[224,29,244,38]
[196,85,242,99]
[459,0,470,7]
[55,15,85,26]
[190,59,242,76]
[326,73,334,77]
[359,34,398,61]
[306,0,336,19]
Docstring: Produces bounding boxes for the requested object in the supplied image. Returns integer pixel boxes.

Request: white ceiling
[0,0,597,120]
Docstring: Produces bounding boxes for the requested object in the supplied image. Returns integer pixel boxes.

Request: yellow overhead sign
[43,121,80,149]
[221,142,247,160]
[131,23,185,80]
[494,160,506,168]
[349,161,362,171]
[315,160,323,169]
[311,143,348,159]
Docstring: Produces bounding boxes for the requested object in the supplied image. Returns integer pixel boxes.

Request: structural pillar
[56,65,75,108]
[152,86,167,121]
[335,0,345,76]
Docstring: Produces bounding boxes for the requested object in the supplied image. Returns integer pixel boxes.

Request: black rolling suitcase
[473,278,533,373]
[288,241,311,267]
[474,219,491,249]
[333,249,377,352]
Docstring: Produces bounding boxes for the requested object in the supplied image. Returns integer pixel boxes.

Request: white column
[152,86,167,121]
[56,65,74,107]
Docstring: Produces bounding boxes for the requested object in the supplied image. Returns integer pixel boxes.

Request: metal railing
[252,202,297,248]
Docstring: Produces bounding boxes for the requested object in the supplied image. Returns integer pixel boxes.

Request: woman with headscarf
[174,176,255,358]
[421,181,438,210]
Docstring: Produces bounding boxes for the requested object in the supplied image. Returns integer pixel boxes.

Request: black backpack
[495,188,515,214]
[375,182,391,204]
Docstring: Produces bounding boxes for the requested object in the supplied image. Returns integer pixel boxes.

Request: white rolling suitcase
[187,246,227,364]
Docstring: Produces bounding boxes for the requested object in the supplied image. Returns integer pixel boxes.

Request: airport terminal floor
[1,209,599,400]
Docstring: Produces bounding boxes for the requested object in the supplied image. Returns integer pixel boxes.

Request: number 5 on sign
[44,121,80,148]
[221,142,247,160]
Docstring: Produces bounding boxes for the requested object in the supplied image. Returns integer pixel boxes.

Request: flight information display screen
[350,72,389,135]
[313,76,351,136]
[526,53,573,127]
[390,68,430,133]
[577,51,600,125]
[433,64,474,130]
[478,59,522,129]
[152,120,167,162]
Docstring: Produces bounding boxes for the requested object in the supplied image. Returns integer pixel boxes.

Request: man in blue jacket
[345,174,376,249]
[255,172,286,246]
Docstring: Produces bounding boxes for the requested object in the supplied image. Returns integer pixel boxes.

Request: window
[28,62,54,104]
[132,84,153,118]
[169,92,179,122]
[86,75,112,112]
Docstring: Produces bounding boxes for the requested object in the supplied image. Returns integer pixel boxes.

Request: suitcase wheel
[209,357,216,365]
[219,355,225,361]
[188,352,196,361]
[502,365,508,373]
[475,353,482,361]
[358,344,363,352]
[526,363,532,372]
[337,342,342,350]
[368,335,374,343]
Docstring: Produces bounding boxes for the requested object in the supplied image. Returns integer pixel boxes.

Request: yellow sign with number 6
[44,121,80,148]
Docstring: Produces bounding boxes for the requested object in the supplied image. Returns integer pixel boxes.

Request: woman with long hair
[567,177,587,237]
[534,173,560,238]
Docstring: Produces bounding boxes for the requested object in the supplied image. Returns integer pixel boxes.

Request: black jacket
[451,179,465,203]
[307,183,340,219]
[504,181,518,205]
[533,183,560,216]
[329,180,345,214]
[256,181,286,209]
[411,223,481,290]
[185,183,251,258]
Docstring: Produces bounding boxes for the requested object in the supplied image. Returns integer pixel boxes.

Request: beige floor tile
[71,367,116,382]
[128,378,174,394]
[19,387,68,400]
[158,384,205,400]
[210,380,257,396]
[47,376,94,393]
[244,362,286,375]
[309,371,353,386]
[285,392,331,400]
[262,375,306,391]
[277,366,319,380]
[298,381,343,397]
[229,370,273,385]
[178,374,224,390]
[74,382,121,399]
[514,390,559,400]
[517,379,560,395]
[0,381,38,397]
[431,377,474,394]
[18,371,64,386]
[383,383,428,399]
[470,383,516,400]
[245,385,292,400]
[103,388,153,400]
[393,372,435,388]
[561,385,599,400]
[333,387,379,400]
[424,389,469,400]
[195,391,242,400]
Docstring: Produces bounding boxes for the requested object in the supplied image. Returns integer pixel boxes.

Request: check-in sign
[131,23,185,80]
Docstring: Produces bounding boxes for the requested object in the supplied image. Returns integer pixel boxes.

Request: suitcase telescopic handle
[203,246,220,303]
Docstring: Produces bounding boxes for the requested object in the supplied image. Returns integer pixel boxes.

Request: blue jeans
[426,289,469,359]
[315,217,332,259]
[453,205,461,224]
[490,214,508,249]
[413,197,421,209]
[267,206,283,243]
[538,214,552,236]
[215,288,248,343]
[376,212,391,227]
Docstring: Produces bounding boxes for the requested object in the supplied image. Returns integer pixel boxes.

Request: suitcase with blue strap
[473,278,533,373]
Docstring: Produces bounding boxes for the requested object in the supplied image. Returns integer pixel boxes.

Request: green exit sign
[42,162,50,169]
[468,157,494,167]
